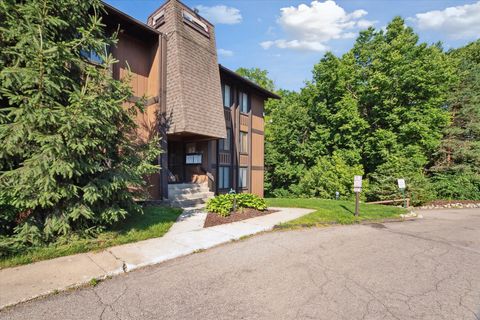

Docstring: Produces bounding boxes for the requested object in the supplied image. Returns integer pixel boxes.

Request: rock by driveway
[1,208,479,320]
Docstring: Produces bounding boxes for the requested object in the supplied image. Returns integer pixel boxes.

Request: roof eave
[219,65,281,100]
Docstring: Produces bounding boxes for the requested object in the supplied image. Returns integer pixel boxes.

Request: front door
[168,141,209,184]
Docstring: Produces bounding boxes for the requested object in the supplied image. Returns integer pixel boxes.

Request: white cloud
[414,1,480,39]
[260,39,328,52]
[218,48,234,57]
[260,0,375,52]
[195,5,242,25]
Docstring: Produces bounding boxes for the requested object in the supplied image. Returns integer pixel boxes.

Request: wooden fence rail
[367,198,410,207]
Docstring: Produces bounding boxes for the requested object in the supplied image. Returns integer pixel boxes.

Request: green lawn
[0,206,182,269]
[266,198,406,228]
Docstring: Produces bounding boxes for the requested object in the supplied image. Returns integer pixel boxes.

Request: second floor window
[80,49,104,65]
[240,131,248,154]
[239,92,249,113]
[219,129,231,151]
[223,84,231,108]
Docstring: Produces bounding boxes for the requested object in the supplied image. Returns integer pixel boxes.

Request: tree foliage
[235,67,275,92]
[431,40,480,199]
[265,17,461,202]
[0,0,159,255]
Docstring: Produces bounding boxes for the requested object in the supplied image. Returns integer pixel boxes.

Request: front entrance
[167,139,210,184]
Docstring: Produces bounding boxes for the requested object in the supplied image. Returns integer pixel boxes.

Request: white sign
[398,179,406,190]
[353,175,362,193]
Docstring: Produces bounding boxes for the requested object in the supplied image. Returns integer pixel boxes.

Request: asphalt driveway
[1,208,479,320]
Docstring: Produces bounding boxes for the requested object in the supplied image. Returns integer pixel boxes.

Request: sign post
[397,179,406,208]
[353,175,363,217]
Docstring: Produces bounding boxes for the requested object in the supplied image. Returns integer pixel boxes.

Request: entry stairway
[167,183,214,210]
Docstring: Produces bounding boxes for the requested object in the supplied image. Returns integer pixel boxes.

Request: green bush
[292,152,364,200]
[236,193,268,211]
[206,194,234,217]
[206,193,267,217]
[431,171,480,200]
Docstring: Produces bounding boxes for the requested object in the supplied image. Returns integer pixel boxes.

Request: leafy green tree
[0,0,159,254]
[431,40,480,199]
[264,90,329,195]
[291,151,364,200]
[310,17,454,174]
[265,17,456,202]
[236,67,275,92]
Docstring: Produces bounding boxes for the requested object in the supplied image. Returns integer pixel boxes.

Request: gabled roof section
[219,65,280,100]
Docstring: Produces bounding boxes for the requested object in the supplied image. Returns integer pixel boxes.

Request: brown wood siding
[251,169,264,197]
[112,33,162,199]
[250,94,265,197]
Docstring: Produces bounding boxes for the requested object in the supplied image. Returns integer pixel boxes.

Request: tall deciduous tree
[264,17,455,202]
[0,0,159,253]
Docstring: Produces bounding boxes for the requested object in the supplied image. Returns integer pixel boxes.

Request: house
[101,0,279,206]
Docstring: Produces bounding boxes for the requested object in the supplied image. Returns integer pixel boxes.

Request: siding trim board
[251,128,264,135]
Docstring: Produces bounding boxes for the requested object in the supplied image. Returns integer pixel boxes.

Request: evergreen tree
[431,40,480,199]
[0,0,159,254]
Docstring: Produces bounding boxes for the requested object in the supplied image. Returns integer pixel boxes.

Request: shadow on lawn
[340,204,355,215]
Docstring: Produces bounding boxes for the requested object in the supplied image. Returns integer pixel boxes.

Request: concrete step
[168,197,211,208]
[169,188,210,196]
[168,183,208,190]
[169,192,215,201]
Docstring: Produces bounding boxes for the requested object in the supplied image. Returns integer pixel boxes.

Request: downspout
[159,33,169,200]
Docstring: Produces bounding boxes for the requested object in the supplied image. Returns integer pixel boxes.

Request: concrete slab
[245,208,313,226]
[108,238,191,271]
[170,228,235,251]
[86,251,124,275]
[164,210,207,237]
[0,253,105,308]
[207,221,269,239]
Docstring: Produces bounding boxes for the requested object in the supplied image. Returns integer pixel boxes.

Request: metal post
[355,192,359,217]
[229,188,236,213]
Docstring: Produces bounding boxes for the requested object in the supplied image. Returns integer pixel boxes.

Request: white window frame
[239,167,248,189]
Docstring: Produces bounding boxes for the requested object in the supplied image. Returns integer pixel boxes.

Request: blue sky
[105,0,480,91]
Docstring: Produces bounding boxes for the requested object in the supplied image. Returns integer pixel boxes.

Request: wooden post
[355,192,360,217]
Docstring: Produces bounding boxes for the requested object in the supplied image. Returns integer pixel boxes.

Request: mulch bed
[204,208,277,228]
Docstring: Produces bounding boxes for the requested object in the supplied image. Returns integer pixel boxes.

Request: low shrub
[206,193,267,217]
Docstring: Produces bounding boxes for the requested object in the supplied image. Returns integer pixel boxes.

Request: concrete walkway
[0,207,313,310]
